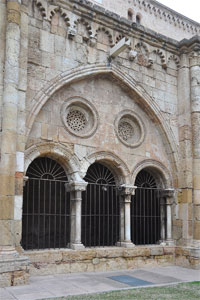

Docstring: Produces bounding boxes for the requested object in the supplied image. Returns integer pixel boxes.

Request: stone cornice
[149,0,200,28]
[179,35,200,53]
[34,0,199,58]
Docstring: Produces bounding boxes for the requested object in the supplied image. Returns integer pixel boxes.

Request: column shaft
[65,181,87,250]
[190,52,200,246]
[0,0,21,249]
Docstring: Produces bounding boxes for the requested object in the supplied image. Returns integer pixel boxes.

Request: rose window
[115,110,145,148]
[61,97,99,138]
[66,110,86,132]
[118,121,134,141]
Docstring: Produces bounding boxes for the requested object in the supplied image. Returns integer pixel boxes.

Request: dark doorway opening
[82,162,120,247]
[22,157,70,250]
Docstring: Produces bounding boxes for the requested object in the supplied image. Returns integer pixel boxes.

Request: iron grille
[82,163,120,247]
[131,170,165,245]
[22,157,70,250]
[82,183,120,247]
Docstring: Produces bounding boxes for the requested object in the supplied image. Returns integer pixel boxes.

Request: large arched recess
[26,63,179,182]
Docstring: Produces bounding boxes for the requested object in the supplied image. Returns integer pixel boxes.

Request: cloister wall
[0,0,200,287]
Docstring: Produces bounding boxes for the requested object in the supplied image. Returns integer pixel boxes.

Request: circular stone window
[115,110,145,147]
[61,97,98,138]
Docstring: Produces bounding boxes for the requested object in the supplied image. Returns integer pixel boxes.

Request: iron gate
[82,163,120,247]
[131,170,166,245]
[21,157,70,250]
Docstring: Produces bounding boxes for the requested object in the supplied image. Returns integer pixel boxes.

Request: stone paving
[0,266,199,300]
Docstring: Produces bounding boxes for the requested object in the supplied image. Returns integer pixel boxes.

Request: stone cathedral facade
[0,0,200,287]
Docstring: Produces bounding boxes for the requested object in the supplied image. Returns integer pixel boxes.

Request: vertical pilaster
[177,48,193,245]
[14,0,29,249]
[190,45,200,247]
[0,0,29,287]
[118,184,136,248]
[0,0,21,251]
[65,181,88,250]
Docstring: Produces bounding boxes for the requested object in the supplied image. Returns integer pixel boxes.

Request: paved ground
[0,266,200,300]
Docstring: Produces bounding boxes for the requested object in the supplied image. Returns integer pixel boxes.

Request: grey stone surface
[1,266,199,300]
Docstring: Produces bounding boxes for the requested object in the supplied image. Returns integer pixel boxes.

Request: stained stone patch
[108,275,153,287]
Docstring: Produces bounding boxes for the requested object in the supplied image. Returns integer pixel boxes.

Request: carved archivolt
[85,151,131,184]
[24,142,81,177]
[132,159,173,188]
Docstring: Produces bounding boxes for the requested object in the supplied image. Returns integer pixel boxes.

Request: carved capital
[65,180,88,193]
[7,1,21,25]
[23,176,29,187]
[120,184,137,196]
[162,188,175,204]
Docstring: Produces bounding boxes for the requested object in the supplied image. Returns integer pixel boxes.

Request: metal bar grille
[22,178,71,250]
[131,187,165,245]
[81,183,120,247]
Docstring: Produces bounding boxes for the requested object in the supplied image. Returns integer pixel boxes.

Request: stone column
[160,197,166,245]
[164,189,175,246]
[0,0,29,287]
[189,42,200,248]
[177,46,193,246]
[118,184,136,248]
[65,180,88,250]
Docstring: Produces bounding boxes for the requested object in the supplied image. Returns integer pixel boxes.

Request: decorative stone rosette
[115,110,145,147]
[61,97,98,138]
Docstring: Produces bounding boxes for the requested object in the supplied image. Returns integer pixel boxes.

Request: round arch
[24,142,81,181]
[26,63,178,178]
[83,151,131,185]
[132,159,173,189]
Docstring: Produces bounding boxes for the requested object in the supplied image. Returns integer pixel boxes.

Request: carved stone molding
[115,110,145,148]
[24,142,80,176]
[95,26,114,46]
[61,97,99,139]
[65,180,88,193]
[132,159,173,188]
[86,150,130,183]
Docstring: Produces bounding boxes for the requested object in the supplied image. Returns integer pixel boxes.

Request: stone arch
[26,63,179,178]
[83,151,131,185]
[132,159,173,188]
[25,142,81,181]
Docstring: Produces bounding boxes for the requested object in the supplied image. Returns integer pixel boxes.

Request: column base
[69,243,85,250]
[116,241,135,248]
[191,240,200,248]
[0,247,30,287]
[166,239,175,246]
[159,240,167,246]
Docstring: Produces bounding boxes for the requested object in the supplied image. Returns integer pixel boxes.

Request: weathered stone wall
[90,0,200,41]
[0,0,6,147]
[0,0,200,287]
[26,246,175,276]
